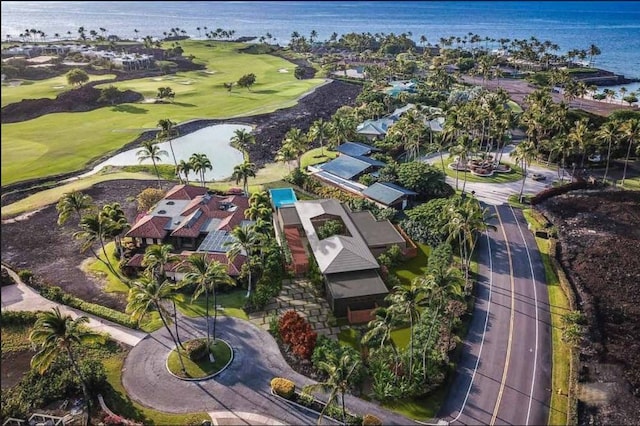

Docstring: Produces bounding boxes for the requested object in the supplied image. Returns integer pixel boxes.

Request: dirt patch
[1,349,34,389]
[538,190,640,425]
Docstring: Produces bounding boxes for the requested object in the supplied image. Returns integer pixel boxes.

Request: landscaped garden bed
[166,338,233,380]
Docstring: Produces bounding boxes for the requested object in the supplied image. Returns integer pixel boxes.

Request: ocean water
[2,1,639,80]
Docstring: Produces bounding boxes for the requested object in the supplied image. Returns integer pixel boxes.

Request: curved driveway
[122,316,414,425]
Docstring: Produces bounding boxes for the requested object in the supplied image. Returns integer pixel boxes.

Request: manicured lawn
[1,40,325,186]
[392,243,431,286]
[300,147,338,169]
[176,289,249,321]
[103,356,210,425]
[1,73,117,107]
[337,328,362,351]
[522,209,571,426]
[381,386,448,421]
[167,338,232,379]
[443,156,524,184]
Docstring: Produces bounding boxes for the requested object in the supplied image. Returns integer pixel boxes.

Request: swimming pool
[269,187,297,208]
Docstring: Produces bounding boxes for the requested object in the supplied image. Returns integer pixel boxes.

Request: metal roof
[335,142,381,157]
[319,155,379,180]
[347,210,406,247]
[325,270,389,300]
[362,182,417,206]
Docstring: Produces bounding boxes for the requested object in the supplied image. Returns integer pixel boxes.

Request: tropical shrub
[17,269,33,285]
[270,377,295,398]
[0,310,37,326]
[362,414,383,425]
[311,335,364,386]
[136,187,166,213]
[278,310,317,359]
[185,339,208,361]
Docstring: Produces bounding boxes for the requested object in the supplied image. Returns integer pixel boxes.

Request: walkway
[248,278,350,339]
[0,265,147,347]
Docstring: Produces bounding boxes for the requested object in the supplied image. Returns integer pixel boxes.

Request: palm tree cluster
[362,243,466,400]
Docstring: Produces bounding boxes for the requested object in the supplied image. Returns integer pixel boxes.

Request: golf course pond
[80,123,249,182]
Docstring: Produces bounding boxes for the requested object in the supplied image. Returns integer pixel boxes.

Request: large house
[272,194,417,321]
[124,184,251,277]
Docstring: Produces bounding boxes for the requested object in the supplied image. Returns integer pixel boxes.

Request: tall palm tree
[100,202,130,259]
[189,153,213,187]
[275,143,296,172]
[30,307,105,418]
[303,353,361,425]
[225,225,258,298]
[56,191,95,226]
[567,119,592,173]
[176,159,192,185]
[512,140,538,200]
[620,118,640,186]
[137,140,168,188]
[74,212,122,281]
[180,253,233,357]
[231,161,257,194]
[596,120,620,183]
[142,244,184,348]
[309,119,331,157]
[361,306,400,362]
[156,119,179,169]
[230,128,255,149]
[388,282,429,380]
[283,128,309,169]
[127,276,187,373]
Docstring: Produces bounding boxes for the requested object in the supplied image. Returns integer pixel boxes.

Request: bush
[17,269,33,284]
[297,391,314,407]
[362,414,383,425]
[278,310,317,360]
[1,268,16,287]
[0,310,37,326]
[103,414,128,425]
[136,188,166,213]
[312,335,364,386]
[270,377,295,399]
[185,339,208,361]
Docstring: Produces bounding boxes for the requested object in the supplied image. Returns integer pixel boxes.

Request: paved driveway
[122,315,415,425]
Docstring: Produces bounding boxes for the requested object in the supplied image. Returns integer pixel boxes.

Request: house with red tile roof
[125,184,252,277]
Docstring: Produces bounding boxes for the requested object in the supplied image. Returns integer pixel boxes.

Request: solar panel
[197,231,236,253]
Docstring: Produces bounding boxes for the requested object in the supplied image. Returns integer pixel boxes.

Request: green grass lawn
[522,209,572,426]
[443,156,524,184]
[167,338,232,379]
[2,40,325,186]
[1,73,117,107]
[300,147,338,169]
[176,289,249,321]
[392,243,431,286]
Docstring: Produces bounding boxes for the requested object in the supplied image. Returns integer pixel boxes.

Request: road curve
[438,204,552,425]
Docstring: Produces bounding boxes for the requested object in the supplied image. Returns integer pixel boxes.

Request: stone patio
[248,278,350,339]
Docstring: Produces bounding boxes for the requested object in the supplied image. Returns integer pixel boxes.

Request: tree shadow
[172,101,196,107]
[253,89,278,95]
[111,105,148,114]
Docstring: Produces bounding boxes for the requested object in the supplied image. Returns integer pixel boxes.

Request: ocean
[2,1,639,80]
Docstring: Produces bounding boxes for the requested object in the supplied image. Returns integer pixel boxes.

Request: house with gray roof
[361,181,418,210]
[274,197,415,320]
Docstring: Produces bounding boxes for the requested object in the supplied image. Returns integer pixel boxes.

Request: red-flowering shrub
[278,310,317,359]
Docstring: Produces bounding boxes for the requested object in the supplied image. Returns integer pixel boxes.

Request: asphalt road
[121,316,414,425]
[438,204,552,425]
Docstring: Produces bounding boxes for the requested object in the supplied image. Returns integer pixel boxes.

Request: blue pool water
[269,188,297,208]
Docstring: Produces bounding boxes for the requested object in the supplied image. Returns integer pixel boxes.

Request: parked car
[531,173,546,181]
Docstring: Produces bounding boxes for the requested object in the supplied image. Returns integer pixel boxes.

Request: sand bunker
[202,70,216,74]
[7,80,23,87]
[152,77,164,81]
[52,85,65,89]
[26,55,56,64]
[178,80,193,85]
[278,68,289,73]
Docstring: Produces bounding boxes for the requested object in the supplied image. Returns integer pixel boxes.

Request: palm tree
[142,244,184,348]
[56,191,95,225]
[620,118,640,186]
[309,119,331,157]
[189,153,213,187]
[137,140,168,188]
[361,306,400,362]
[30,307,105,418]
[100,202,130,258]
[231,161,257,194]
[127,276,187,373]
[74,212,123,281]
[283,128,309,169]
[388,281,429,380]
[303,353,361,425]
[225,225,258,298]
[180,253,233,358]
[596,120,620,183]
[176,159,192,184]
[230,128,255,149]
[567,119,592,173]
[512,140,538,201]
[276,143,296,172]
[156,119,179,169]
